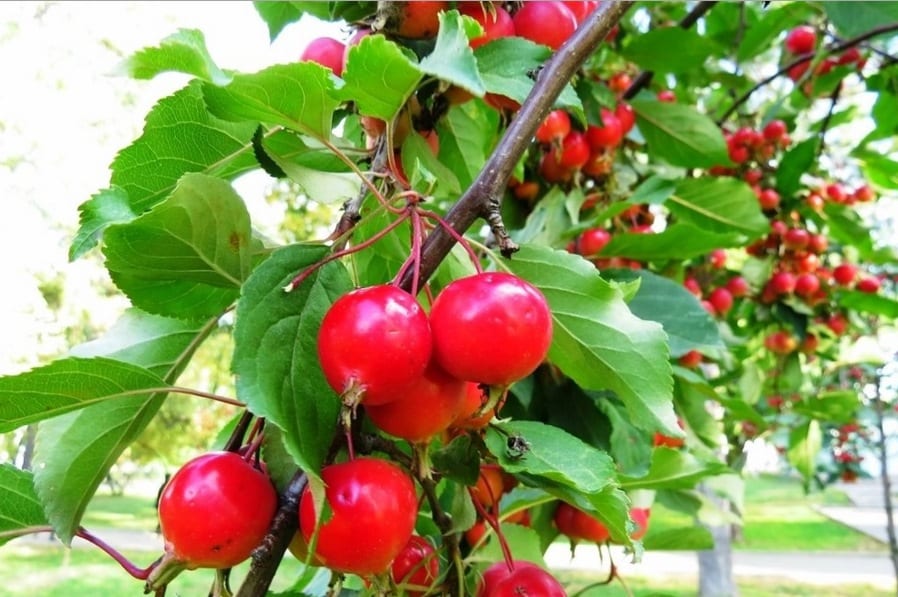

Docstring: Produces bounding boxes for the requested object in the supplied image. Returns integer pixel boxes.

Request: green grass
[644,473,886,552]
[80,493,159,532]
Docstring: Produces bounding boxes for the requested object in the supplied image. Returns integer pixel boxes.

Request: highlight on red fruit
[300,37,346,77]
[512,1,578,50]
[317,285,432,405]
[299,458,418,576]
[615,102,636,133]
[430,272,553,386]
[158,452,277,570]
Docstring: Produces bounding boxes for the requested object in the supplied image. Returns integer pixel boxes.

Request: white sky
[0,2,341,372]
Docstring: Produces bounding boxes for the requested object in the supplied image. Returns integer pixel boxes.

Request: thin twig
[816,81,843,159]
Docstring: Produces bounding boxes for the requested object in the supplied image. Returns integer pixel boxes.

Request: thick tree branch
[718,22,898,124]
[398,0,634,291]
[622,1,717,100]
[235,472,307,597]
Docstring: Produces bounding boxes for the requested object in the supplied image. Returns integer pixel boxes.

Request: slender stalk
[397,0,634,292]
[873,373,898,590]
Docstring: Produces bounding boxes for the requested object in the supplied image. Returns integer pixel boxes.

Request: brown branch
[234,471,307,597]
[398,0,635,291]
[816,81,843,159]
[621,1,718,100]
[718,22,898,124]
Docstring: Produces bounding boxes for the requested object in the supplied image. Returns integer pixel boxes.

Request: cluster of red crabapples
[781,24,867,90]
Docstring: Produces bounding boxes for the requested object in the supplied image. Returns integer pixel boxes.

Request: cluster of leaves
[1,1,898,595]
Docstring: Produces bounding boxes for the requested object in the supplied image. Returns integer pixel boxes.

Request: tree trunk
[872,377,898,592]
[697,487,738,597]
[19,424,37,470]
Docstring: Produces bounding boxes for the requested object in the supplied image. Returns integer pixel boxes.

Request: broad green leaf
[114,28,231,85]
[622,28,721,73]
[431,435,481,486]
[34,392,167,545]
[600,223,750,261]
[603,269,723,356]
[69,186,136,262]
[468,523,547,569]
[103,173,252,319]
[838,290,898,319]
[71,83,259,260]
[824,202,897,264]
[29,309,212,545]
[793,391,861,425]
[630,176,676,205]
[253,1,304,41]
[598,400,652,478]
[475,37,582,116]
[69,308,209,378]
[436,100,500,190]
[0,465,49,546]
[826,2,898,38]
[486,421,617,494]
[232,244,353,477]
[511,187,573,247]
[737,3,819,61]
[504,245,678,436]
[863,91,898,144]
[669,177,769,237]
[263,130,362,203]
[419,10,486,96]
[675,378,725,450]
[339,34,422,122]
[777,138,818,198]
[203,62,341,139]
[620,448,730,491]
[855,150,898,191]
[0,357,164,433]
[400,130,461,198]
[787,420,822,487]
[643,526,713,551]
[631,99,730,168]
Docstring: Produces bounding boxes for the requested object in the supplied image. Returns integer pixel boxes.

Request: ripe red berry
[783,227,810,251]
[827,313,849,336]
[535,109,571,144]
[833,264,857,286]
[512,1,578,50]
[430,273,553,386]
[553,501,610,543]
[586,108,624,150]
[758,188,781,211]
[300,37,347,77]
[708,287,734,316]
[396,1,448,38]
[785,25,817,54]
[656,89,676,102]
[857,276,881,293]
[770,271,796,295]
[562,1,598,24]
[453,382,496,430]
[762,119,788,142]
[608,72,632,93]
[557,130,591,170]
[765,330,798,354]
[318,285,432,405]
[577,227,612,256]
[159,452,277,569]
[299,458,417,575]
[479,561,566,597]
[391,536,439,596]
[615,102,636,133]
[726,276,750,298]
[458,2,515,48]
[794,273,821,298]
[629,507,651,540]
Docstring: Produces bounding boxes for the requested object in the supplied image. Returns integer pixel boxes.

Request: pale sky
[0,2,341,372]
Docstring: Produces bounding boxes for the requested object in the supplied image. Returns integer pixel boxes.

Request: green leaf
[103,173,252,319]
[400,130,461,198]
[622,28,721,73]
[232,244,353,477]
[855,150,898,190]
[601,223,750,261]
[475,37,582,116]
[598,400,652,478]
[29,309,211,545]
[69,187,136,261]
[620,448,730,491]
[419,10,486,96]
[511,187,574,247]
[469,523,547,569]
[431,435,481,486]
[826,2,898,38]
[824,201,897,264]
[114,28,231,85]
[253,1,304,41]
[631,99,730,168]
[485,421,617,494]
[669,177,769,237]
[34,392,167,545]
[436,100,500,190]
[788,420,822,487]
[0,357,164,433]
[503,245,678,436]
[339,34,422,121]
[263,130,362,203]
[69,308,209,378]
[0,465,49,546]
[777,138,818,198]
[737,3,818,61]
[838,290,898,319]
[203,62,341,139]
[603,269,723,357]
[643,526,713,551]
[72,83,259,259]
[792,391,861,425]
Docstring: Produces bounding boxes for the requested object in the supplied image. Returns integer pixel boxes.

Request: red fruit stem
[418,208,485,274]
[469,486,515,573]
[396,0,634,293]
[718,22,898,124]
[75,527,157,580]
[286,207,411,292]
